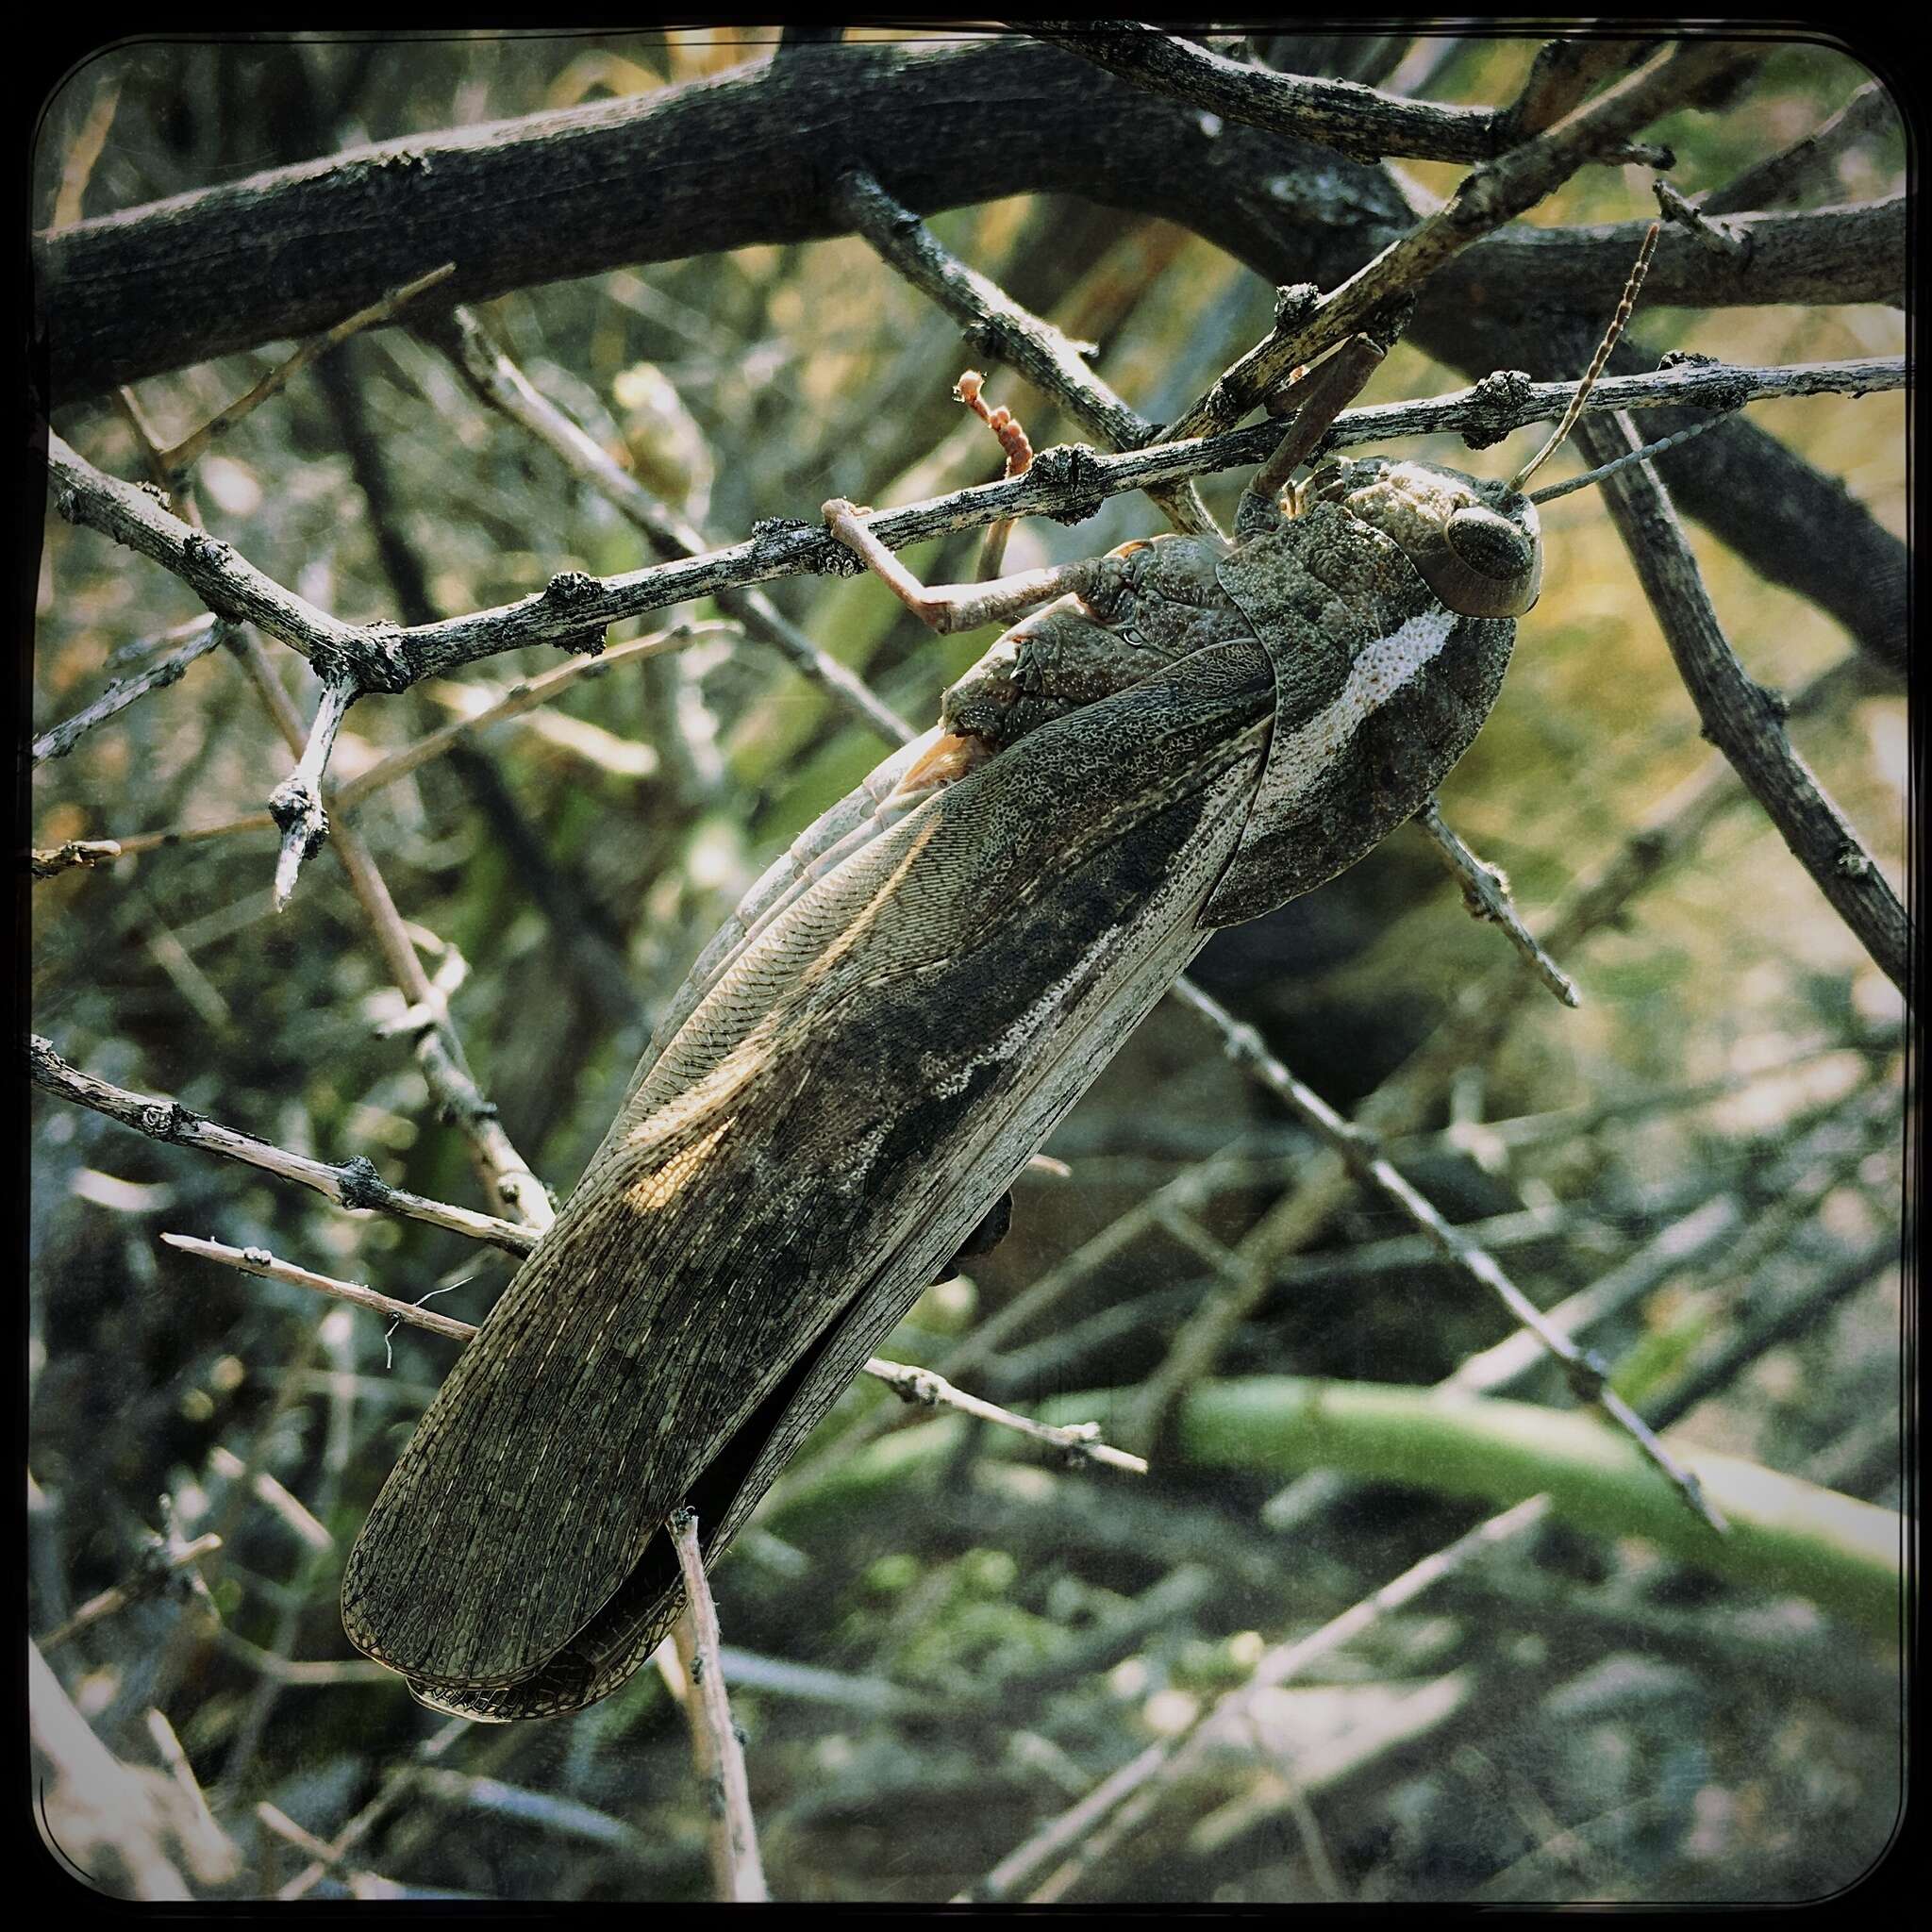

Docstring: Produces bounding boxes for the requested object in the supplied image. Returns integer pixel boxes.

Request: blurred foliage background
[30,29,1906,1905]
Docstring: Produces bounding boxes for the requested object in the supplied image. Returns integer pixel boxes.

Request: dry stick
[45,354,1899,693]
[257,1800,353,1866]
[866,1357,1147,1475]
[161,1234,480,1342]
[967,1493,1554,1903]
[144,1707,233,1882]
[31,839,125,877]
[164,1229,1145,1470]
[835,165,1214,539]
[1501,37,1656,143]
[1574,410,1909,994]
[1158,40,1755,445]
[669,1509,768,1904]
[1653,177,1751,267]
[27,1037,535,1255]
[32,615,231,764]
[433,307,913,746]
[225,629,553,1230]
[51,72,122,227]
[1413,800,1582,1007]
[335,623,740,808]
[207,1445,333,1554]
[158,263,457,478]
[37,1532,224,1652]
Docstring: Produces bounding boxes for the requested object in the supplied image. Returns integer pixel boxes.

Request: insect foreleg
[823,497,1107,634]
[1237,335,1388,538]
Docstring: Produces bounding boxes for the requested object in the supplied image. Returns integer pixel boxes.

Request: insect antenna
[1507,220,1662,495]
[1525,411,1732,505]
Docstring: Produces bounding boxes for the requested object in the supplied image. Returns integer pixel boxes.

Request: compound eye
[1445,505,1535,582]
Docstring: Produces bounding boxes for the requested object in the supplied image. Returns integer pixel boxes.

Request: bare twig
[161,1234,480,1343]
[669,1508,768,1903]
[274,1717,469,1900]
[337,621,738,808]
[1500,38,1652,142]
[206,622,554,1227]
[1699,79,1896,217]
[220,1634,391,1689]
[51,73,122,227]
[432,306,912,744]
[866,1357,1147,1475]
[1414,799,1582,1007]
[28,1036,536,1255]
[1574,410,1908,993]
[1024,21,1515,164]
[32,616,231,764]
[207,1444,333,1553]
[1654,177,1752,265]
[31,838,125,878]
[256,1799,351,1864]
[58,621,734,873]
[835,165,1213,537]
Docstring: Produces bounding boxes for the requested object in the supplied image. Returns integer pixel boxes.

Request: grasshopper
[342,241,1660,1720]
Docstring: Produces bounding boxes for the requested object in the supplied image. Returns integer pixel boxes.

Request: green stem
[774,1376,1901,1639]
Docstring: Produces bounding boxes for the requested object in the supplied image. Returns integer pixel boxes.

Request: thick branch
[39,41,1891,407]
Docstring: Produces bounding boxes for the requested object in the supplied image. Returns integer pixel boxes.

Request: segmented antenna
[1507,221,1662,495]
[1525,412,1730,505]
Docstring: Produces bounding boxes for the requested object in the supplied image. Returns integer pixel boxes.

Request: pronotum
[341,237,1677,1721]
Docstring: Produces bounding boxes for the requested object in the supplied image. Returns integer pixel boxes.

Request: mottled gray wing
[341,637,1271,1718]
